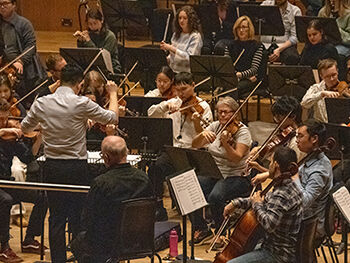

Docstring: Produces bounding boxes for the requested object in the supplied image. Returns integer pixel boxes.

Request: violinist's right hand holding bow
[251,171,270,186]
[223,201,235,219]
[73,30,90,42]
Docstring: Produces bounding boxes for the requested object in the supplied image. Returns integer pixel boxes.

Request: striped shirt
[233,179,303,263]
[169,31,203,73]
[241,44,264,79]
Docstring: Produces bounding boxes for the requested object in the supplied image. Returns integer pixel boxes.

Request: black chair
[314,196,339,263]
[296,216,318,263]
[107,197,162,263]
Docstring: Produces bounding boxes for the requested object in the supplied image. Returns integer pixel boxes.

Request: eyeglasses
[218,110,233,115]
[0,1,12,8]
[237,26,249,31]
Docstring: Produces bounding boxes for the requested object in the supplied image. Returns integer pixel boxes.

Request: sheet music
[333,186,350,224]
[169,169,208,215]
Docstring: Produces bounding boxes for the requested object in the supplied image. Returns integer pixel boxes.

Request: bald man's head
[101,136,128,167]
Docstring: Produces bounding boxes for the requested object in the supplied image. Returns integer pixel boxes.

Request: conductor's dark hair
[61,64,84,86]
[273,146,297,173]
[174,72,194,86]
[301,119,327,146]
[271,96,302,124]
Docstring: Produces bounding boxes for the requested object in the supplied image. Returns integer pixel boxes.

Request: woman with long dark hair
[160,6,203,73]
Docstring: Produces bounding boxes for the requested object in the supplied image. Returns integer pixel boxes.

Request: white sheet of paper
[170,169,208,215]
[333,186,350,224]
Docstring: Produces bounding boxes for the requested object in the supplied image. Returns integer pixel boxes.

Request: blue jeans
[190,176,252,231]
[227,248,279,263]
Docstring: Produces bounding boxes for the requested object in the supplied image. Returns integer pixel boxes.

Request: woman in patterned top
[160,6,203,73]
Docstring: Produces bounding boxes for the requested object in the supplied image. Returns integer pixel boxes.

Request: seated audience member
[261,0,301,65]
[71,136,153,263]
[200,0,237,55]
[190,96,252,247]
[300,19,339,69]
[224,146,303,263]
[160,6,203,73]
[228,16,265,97]
[301,58,341,122]
[145,66,175,98]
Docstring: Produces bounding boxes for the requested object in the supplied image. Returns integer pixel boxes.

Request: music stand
[238,4,284,36]
[124,96,165,116]
[123,47,168,93]
[60,47,114,74]
[295,16,342,45]
[326,98,350,124]
[164,146,223,179]
[268,64,315,100]
[100,0,148,47]
[194,4,221,38]
[118,116,173,154]
[190,55,237,96]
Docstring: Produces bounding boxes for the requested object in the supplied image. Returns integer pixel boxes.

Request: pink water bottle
[169,229,178,257]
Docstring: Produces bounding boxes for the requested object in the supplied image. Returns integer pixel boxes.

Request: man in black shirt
[72,136,153,263]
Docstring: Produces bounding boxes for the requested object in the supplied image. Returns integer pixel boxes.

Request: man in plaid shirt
[223,146,303,263]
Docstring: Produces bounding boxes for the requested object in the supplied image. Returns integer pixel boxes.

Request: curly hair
[173,6,202,39]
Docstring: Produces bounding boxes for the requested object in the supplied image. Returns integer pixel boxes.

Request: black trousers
[0,186,46,244]
[43,159,88,263]
[147,152,175,200]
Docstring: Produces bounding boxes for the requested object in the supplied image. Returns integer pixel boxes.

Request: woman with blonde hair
[228,16,265,97]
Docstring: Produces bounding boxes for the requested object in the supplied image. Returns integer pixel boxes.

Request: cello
[212,137,336,263]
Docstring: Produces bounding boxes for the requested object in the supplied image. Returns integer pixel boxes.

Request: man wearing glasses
[0,0,46,108]
[301,58,341,123]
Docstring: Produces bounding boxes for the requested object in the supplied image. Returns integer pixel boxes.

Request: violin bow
[117,81,140,103]
[162,13,171,42]
[0,45,35,74]
[233,49,245,67]
[194,76,211,88]
[217,81,262,136]
[250,110,293,161]
[104,61,139,108]
[10,79,49,108]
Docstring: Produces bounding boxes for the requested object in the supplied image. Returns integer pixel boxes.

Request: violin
[330,81,350,97]
[257,125,296,159]
[0,117,39,141]
[180,95,210,127]
[9,97,21,118]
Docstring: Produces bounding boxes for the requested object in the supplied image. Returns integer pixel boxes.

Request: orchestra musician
[74,9,121,74]
[223,146,303,263]
[228,16,265,97]
[248,96,306,175]
[145,66,175,98]
[21,64,119,262]
[253,120,333,246]
[190,96,252,248]
[160,6,203,73]
[0,73,25,117]
[0,0,46,108]
[301,58,342,122]
[71,136,153,263]
[0,98,46,262]
[147,72,213,221]
[37,54,67,98]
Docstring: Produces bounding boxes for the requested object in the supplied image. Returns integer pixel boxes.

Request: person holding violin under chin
[189,96,252,248]
[74,9,121,74]
[160,6,203,73]
[0,72,25,117]
[145,66,175,98]
[147,72,213,221]
[223,146,303,263]
[0,98,48,263]
[301,58,347,123]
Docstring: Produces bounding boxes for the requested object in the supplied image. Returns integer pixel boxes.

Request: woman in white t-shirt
[189,96,252,247]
